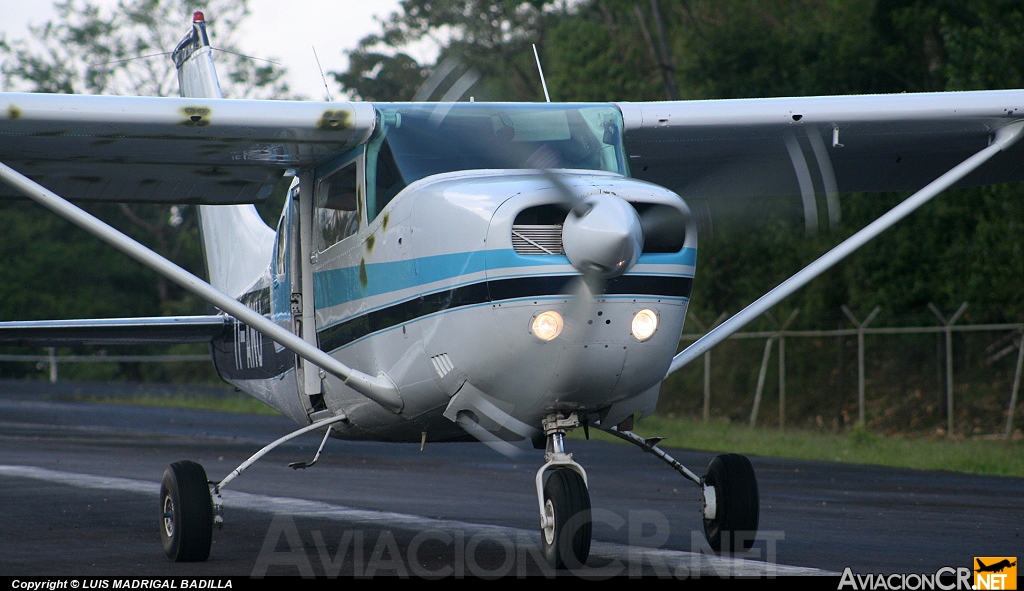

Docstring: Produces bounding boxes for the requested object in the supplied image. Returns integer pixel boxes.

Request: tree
[333,0,574,102]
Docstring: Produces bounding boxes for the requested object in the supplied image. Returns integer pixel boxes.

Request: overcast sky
[2,0,420,100]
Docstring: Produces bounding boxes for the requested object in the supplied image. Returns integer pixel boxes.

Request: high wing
[3,90,1022,206]
[0,92,376,204]
[618,89,1024,200]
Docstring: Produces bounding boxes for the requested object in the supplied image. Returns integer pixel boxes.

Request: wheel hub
[542,499,556,544]
[162,494,175,537]
[702,482,718,520]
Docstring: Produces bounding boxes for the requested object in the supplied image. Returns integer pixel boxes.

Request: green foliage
[941,1,1024,90]
[0,202,159,320]
[334,51,428,102]
[333,0,572,101]
[544,3,665,101]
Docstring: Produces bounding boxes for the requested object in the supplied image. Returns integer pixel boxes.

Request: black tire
[541,468,592,569]
[702,453,759,552]
[160,460,213,562]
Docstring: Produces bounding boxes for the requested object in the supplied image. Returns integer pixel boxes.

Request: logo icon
[974,557,1017,590]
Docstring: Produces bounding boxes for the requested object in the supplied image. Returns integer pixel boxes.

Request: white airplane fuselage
[211,163,697,445]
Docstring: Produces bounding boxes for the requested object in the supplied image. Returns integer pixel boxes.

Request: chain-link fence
[664,304,1024,439]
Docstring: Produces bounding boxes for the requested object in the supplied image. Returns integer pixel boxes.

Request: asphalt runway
[1,381,1020,579]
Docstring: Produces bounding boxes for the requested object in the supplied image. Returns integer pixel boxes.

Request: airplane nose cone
[562,194,643,278]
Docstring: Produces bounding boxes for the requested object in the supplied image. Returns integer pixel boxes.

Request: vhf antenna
[532,44,551,102]
[313,46,333,102]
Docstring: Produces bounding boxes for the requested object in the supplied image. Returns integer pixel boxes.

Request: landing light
[631,309,658,341]
[531,311,564,341]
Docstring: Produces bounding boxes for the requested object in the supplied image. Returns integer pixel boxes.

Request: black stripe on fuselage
[317,274,692,353]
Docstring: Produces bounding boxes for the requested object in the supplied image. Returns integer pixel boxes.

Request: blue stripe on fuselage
[312,247,697,311]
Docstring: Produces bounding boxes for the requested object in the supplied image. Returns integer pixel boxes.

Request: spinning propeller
[406,65,697,456]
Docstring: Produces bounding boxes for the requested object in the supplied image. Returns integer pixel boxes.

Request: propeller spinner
[562,193,644,279]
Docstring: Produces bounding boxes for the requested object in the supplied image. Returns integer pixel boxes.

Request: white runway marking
[1,464,832,577]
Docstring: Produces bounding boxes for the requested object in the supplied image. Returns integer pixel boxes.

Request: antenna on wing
[312,46,333,102]
[532,44,551,102]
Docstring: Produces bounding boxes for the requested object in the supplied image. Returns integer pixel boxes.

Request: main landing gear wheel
[702,453,759,552]
[160,460,214,562]
[541,468,592,569]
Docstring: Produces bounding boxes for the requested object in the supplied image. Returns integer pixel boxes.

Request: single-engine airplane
[2,11,1024,568]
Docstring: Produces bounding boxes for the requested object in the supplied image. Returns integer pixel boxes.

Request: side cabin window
[366,138,404,222]
[275,180,301,279]
[274,203,289,278]
[315,159,361,252]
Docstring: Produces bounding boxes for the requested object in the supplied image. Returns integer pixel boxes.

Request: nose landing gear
[535,413,592,569]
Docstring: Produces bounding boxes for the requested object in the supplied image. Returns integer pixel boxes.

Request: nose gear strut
[534,412,592,569]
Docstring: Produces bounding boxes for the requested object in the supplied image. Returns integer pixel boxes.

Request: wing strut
[0,161,403,413]
[667,121,1024,376]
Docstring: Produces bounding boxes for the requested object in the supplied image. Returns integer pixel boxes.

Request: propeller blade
[455,411,531,459]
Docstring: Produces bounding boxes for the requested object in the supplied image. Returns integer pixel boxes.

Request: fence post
[1005,334,1024,439]
[749,336,775,428]
[776,309,799,430]
[929,302,968,436]
[47,347,58,383]
[842,305,881,428]
[749,310,799,429]
[689,312,727,422]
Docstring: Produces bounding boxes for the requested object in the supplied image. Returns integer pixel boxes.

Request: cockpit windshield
[366,103,627,219]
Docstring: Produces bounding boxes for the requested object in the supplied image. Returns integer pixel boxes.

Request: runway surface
[1,381,1020,578]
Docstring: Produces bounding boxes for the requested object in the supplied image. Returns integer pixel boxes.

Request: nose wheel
[536,413,592,569]
[541,468,592,569]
